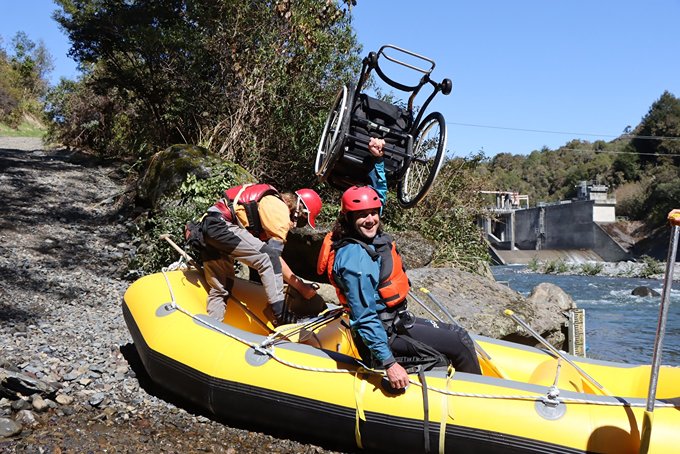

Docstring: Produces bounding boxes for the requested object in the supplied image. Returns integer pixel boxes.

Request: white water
[492,265,680,366]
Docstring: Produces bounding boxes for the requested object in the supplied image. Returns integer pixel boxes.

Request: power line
[446,121,680,141]
[470,146,678,158]
[590,148,678,157]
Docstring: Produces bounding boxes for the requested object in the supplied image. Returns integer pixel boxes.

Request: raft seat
[299,316,362,359]
[528,359,588,394]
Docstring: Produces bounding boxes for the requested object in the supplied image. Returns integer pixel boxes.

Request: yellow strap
[354,373,368,449]
[439,365,455,454]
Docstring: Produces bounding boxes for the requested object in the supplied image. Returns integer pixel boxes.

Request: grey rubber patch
[535,399,566,420]
[156,303,177,317]
[245,347,272,366]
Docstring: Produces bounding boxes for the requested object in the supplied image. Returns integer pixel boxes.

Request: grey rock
[63,370,80,381]
[89,392,105,407]
[0,417,22,438]
[15,409,37,426]
[31,395,48,412]
[10,399,30,411]
[55,394,73,405]
[632,286,660,297]
[406,267,572,349]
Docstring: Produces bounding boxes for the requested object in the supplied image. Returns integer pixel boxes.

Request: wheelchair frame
[315,44,452,208]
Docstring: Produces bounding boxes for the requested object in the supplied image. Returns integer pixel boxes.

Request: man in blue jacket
[321,138,481,390]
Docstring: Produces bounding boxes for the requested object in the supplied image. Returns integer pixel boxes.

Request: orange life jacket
[213,183,279,240]
[317,231,410,308]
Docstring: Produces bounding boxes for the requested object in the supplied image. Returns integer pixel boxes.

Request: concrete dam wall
[489,200,631,264]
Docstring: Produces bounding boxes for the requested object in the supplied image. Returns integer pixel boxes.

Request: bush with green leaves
[129,164,248,273]
[579,262,603,276]
[543,259,569,274]
[527,257,540,272]
[0,31,52,126]
[639,255,664,278]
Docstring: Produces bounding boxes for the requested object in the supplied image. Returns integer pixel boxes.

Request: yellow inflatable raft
[122,268,680,453]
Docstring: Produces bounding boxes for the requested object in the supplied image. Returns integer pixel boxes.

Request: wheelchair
[314,44,452,208]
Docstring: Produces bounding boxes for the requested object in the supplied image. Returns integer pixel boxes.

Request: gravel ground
[0,137,346,453]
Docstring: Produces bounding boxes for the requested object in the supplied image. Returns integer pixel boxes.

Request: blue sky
[2,0,679,156]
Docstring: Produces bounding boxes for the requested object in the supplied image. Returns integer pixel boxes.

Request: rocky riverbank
[517,259,680,280]
[0,138,338,453]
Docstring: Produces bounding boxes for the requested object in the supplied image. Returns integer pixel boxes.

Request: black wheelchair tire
[397,111,447,208]
[315,85,352,182]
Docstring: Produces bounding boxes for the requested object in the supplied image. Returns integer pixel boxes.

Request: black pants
[355,316,482,375]
[391,317,481,375]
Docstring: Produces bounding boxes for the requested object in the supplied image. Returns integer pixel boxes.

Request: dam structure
[481,182,630,265]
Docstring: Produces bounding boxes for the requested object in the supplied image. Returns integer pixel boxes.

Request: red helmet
[341,186,382,213]
[295,188,322,228]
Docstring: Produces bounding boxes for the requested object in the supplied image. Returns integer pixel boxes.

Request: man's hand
[385,362,410,390]
[368,137,385,158]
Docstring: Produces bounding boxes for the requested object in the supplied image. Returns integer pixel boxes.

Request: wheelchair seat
[329,94,413,189]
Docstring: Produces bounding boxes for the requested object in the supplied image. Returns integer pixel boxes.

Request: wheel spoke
[315,86,348,178]
[402,118,441,202]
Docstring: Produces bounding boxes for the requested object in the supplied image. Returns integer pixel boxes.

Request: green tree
[0,32,53,124]
[51,0,359,189]
[10,31,54,100]
[611,147,640,184]
[633,91,680,164]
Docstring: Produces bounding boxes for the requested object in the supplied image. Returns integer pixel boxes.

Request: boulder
[631,286,660,297]
[391,231,435,269]
[524,283,576,348]
[406,268,573,350]
[136,144,251,209]
[282,226,328,282]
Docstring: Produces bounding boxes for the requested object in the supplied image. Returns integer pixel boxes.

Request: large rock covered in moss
[137,144,251,209]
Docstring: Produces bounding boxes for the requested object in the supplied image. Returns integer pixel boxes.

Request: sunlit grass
[0,121,46,138]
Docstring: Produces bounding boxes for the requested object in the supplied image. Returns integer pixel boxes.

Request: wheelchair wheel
[315,85,351,181]
[397,111,447,208]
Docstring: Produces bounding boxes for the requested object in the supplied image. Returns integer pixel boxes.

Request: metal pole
[644,223,679,411]
[419,287,458,326]
[640,210,680,454]
[504,309,610,396]
[408,290,445,324]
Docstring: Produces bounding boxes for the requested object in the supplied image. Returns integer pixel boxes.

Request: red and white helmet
[295,188,322,228]
[340,186,382,213]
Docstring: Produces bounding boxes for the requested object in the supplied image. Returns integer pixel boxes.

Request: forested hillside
[475,91,680,228]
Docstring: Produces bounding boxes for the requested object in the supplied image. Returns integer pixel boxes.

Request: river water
[491,265,680,366]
